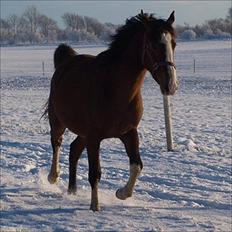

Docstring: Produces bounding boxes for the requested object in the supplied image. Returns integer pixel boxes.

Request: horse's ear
[167,11,175,25]
[140,9,145,16]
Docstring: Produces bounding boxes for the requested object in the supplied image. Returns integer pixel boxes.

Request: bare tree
[84,16,105,37]
[0,19,10,43]
[225,7,232,34]
[0,18,9,29]
[23,6,40,34]
[62,13,83,31]
[226,7,232,21]
[39,14,59,41]
[7,14,21,37]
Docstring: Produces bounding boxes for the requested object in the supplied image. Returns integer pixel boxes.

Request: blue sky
[1,1,231,27]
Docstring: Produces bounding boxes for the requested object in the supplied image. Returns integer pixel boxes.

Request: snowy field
[0,40,231,231]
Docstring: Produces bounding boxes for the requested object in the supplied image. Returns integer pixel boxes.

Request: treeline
[176,7,231,40]
[0,6,117,45]
[0,6,231,45]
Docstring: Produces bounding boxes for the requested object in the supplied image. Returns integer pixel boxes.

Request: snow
[1,40,231,231]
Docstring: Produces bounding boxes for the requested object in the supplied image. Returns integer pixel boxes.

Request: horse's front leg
[86,138,101,211]
[68,136,86,194]
[116,128,143,200]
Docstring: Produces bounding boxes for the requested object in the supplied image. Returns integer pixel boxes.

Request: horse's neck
[115,37,146,99]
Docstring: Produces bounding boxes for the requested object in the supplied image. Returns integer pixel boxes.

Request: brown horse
[44,11,178,211]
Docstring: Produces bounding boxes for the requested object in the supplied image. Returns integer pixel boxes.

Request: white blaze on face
[160,32,177,91]
[161,32,174,63]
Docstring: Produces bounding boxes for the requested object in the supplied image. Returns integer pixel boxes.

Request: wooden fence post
[193,59,196,73]
[42,61,45,76]
[163,95,174,151]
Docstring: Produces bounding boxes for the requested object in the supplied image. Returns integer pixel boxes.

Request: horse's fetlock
[90,203,100,212]
[88,172,101,188]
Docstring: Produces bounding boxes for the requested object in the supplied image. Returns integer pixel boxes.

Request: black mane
[98,12,175,61]
[109,13,153,52]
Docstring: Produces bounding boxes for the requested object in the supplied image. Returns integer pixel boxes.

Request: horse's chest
[94,98,143,136]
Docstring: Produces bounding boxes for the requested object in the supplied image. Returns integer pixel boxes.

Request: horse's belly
[52,74,144,138]
[57,109,88,137]
[98,108,143,138]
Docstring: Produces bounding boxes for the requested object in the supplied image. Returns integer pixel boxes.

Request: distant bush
[176,7,232,40]
[180,29,197,40]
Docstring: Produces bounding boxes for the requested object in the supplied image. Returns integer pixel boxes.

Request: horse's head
[142,11,178,95]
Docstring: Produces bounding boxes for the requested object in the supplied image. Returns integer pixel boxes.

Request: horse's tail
[54,43,77,69]
[41,100,49,120]
[42,44,76,120]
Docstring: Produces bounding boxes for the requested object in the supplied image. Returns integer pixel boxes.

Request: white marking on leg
[90,184,100,211]
[48,148,60,184]
[116,164,141,200]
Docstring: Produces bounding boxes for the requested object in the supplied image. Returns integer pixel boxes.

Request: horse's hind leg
[68,136,86,194]
[117,128,143,200]
[47,116,65,184]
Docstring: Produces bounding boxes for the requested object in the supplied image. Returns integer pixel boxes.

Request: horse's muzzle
[163,67,178,95]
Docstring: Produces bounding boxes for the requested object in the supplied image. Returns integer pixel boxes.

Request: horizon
[1,1,231,28]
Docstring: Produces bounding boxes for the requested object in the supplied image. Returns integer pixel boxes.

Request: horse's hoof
[47,173,59,184]
[68,187,77,195]
[116,188,132,200]
[116,189,127,200]
[90,204,100,212]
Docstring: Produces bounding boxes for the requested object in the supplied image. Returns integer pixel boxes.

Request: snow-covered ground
[1,40,231,231]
